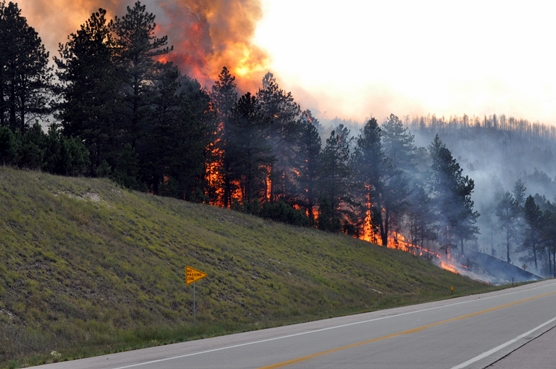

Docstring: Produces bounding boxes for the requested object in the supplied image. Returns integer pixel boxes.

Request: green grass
[0,167,501,368]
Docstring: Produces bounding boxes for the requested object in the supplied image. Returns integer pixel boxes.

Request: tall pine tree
[0,1,51,132]
[428,134,479,254]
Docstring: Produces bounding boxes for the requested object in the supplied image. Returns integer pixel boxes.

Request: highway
[33,279,556,369]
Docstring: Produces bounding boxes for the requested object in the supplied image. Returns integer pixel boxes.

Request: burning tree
[227,92,274,208]
[256,72,302,203]
[352,117,411,247]
[209,66,239,207]
[290,110,322,223]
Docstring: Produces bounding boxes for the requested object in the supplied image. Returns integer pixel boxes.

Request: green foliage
[17,123,46,169]
[54,7,119,172]
[110,0,173,148]
[428,134,479,253]
[521,195,543,269]
[0,126,17,164]
[319,124,353,225]
[111,143,143,190]
[496,191,519,263]
[44,124,90,176]
[292,111,322,220]
[0,167,496,368]
[317,196,341,232]
[261,201,310,227]
[0,1,52,131]
[256,72,302,201]
[228,92,274,204]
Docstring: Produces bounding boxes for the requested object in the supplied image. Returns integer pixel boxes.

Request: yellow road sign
[186,266,208,284]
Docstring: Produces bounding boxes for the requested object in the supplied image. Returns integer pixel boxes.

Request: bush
[261,201,310,227]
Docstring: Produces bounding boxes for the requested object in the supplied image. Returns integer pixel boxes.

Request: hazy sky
[254,0,556,123]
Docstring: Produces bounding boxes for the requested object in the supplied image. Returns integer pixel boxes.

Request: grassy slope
[0,167,497,367]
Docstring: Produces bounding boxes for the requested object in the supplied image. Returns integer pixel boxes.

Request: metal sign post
[194,282,196,329]
[186,266,208,330]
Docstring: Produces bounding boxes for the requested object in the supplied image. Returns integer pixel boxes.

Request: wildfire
[357,216,464,276]
[157,0,270,90]
[440,260,459,275]
[23,0,270,92]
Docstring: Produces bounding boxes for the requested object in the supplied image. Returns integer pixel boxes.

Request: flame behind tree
[24,0,269,91]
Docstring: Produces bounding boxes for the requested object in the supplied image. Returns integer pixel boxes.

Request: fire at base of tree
[1,0,555,282]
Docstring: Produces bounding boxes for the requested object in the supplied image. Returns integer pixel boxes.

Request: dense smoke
[408,115,556,279]
[23,0,269,90]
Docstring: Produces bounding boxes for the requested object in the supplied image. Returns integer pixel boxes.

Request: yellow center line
[258,291,556,369]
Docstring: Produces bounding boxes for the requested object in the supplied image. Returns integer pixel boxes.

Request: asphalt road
[33,279,556,369]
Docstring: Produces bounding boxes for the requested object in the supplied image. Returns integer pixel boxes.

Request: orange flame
[157,0,270,91]
[23,0,270,92]
[440,260,459,274]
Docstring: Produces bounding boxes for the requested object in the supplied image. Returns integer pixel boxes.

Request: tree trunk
[506,231,511,263]
[533,243,538,270]
[381,208,389,247]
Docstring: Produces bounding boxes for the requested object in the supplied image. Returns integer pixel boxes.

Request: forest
[2,0,556,279]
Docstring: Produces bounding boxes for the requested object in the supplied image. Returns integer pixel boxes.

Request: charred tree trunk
[9,79,16,131]
[380,208,389,247]
[0,69,4,127]
[553,248,556,278]
[505,230,511,263]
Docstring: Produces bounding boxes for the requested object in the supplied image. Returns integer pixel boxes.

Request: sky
[21,0,556,125]
[254,0,556,123]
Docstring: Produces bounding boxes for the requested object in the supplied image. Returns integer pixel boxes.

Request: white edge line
[450,315,556,369]
[110,281,556,369]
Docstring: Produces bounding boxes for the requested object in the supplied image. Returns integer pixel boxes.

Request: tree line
[5,0,556,275]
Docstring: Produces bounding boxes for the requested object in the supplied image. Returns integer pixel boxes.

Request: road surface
[33,279,556,369]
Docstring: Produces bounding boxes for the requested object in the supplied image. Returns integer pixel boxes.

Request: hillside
[0,167,497,368]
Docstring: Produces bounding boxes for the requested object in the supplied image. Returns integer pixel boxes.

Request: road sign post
[186,266,208,329]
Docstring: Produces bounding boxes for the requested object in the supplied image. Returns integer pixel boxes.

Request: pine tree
[55,8,119,174]
[210,67,239,207]
[0,1,52,131]
[228,92,274,205]
[292,110,322,222]
[352,118,410,246]
[407,186,437,249]
[495,191,519,263]
[110,1,173,148]
[0,125,16,164]
[522,195,542,270]
[352,118,384,242]
[428,134,479,254]
[211,66,238,123]
[168,75,215,202]
[381,114,416,174]
[256,72,302,202]
[138,63,182,195]
[540,207,556,277]
[319,124,353,232]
